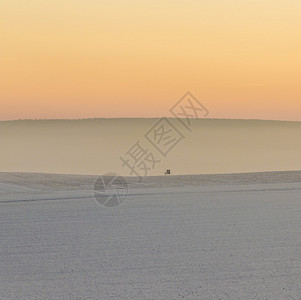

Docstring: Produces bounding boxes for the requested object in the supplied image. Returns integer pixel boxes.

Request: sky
[1,0,301,121]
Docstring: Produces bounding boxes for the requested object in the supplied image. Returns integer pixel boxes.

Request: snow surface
[0,172,300,299]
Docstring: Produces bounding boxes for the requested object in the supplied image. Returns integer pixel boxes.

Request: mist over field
[1,118,301,176]
[1,119,301,299]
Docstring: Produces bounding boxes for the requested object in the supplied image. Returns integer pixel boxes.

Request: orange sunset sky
[1,0,301,121]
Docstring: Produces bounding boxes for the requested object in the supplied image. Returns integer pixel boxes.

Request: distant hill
[1,118,301,176]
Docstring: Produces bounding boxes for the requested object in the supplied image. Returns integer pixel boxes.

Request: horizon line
[1,117,301,123]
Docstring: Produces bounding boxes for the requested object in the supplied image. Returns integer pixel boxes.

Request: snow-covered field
[1,172,300,299]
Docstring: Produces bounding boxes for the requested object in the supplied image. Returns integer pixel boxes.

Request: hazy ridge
[1,118,301,176]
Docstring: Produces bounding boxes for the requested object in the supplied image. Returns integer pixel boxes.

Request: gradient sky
[1,0,301,120]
